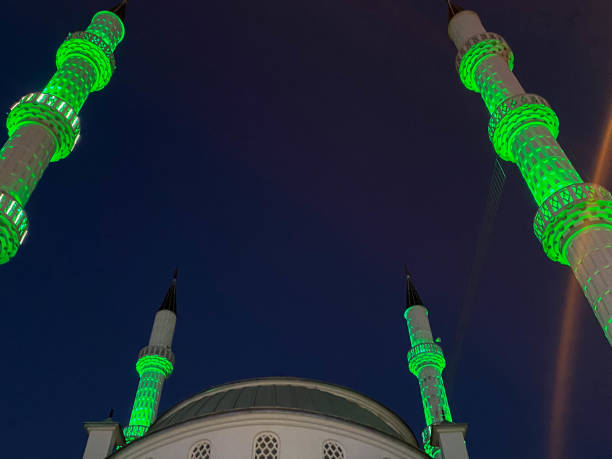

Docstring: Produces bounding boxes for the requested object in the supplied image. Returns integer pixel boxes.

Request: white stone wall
[148,310,176,348]
[566,226,612,345]
[113,411,428,459]
[447,11,485,49]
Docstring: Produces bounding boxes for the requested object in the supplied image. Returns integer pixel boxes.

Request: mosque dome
[113,377,428,459]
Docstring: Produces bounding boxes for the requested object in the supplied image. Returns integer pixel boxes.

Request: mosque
[82,269,466,459]
[2,0,609,457]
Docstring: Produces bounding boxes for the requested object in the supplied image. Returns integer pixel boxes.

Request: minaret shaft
[449,9,612,345]
[0,125,56,206]
[403,271,468,458]
[405,306,452,428]
[149,310,177,347]
[124,368,168,440]
[0,10,125,264]
[123,274,177,444]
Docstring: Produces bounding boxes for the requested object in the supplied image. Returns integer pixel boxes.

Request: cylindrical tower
[0,2,127,264]
[123,270,178,444]
[447,2,612,346]
[404,271,468,459]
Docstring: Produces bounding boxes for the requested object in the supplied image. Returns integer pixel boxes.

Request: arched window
[323,440,345,459]
[189,440,211,459]
[253,432,280,459]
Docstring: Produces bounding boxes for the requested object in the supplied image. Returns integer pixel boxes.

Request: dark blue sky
[1,1,610,458]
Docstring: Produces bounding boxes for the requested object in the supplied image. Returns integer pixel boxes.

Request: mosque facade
[3,1,607,458]
[82,271,468,459]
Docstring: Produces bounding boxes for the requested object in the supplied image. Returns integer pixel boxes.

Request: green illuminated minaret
[404,270,468,459]
[446,2,612,346]
[123,269,178,443]
[0,1,128,264]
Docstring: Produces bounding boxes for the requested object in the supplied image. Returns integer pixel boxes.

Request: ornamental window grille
[253,432,279,459]
[189,440,211,459]
[323,440,345,459]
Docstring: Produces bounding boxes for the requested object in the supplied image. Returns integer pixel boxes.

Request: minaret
[404,270,468,459]
[0,1,128,264]
[446,2,612,346]
[123,269,178,443]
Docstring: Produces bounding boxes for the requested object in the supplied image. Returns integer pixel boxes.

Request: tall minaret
[123,269,178,443]
[0,1,128,264]
[404,270,468,459]
[446,2,612,346]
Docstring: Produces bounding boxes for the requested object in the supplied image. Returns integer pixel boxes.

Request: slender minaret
[446,2,612,346]
[123,269,178,443]
[404,270,468,459]
[0,1,128,264]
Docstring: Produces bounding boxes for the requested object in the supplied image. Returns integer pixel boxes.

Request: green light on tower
[448,4,612,346]
[0,5,126,264]
[403,271,459,458]
[123,354,174,442]
[123,270,178,444]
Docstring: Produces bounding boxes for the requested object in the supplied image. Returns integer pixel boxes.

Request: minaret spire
[446,1,465,22]
[123,270,178,443]
[0,6,126,264]
[110,0,129,20]
[405,266,424,308]
[403,270,468,459]
[159,268,178,314]
[447,5,612,346]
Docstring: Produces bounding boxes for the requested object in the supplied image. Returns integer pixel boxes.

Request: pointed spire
[446,1,465,22]
[159,268,177,314]
[110,0,129,21]
[405,266,424,308]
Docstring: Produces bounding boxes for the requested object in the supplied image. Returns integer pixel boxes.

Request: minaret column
[566,226,612,339]
[0,7,125,264]
[123,270,178,443]
[123,345,174,442]
[448,5,612,346]
[406,306,452,427]
[404,272,468,458]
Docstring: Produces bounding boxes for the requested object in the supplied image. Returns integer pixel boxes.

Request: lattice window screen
[189,440,211,459]
[323,440,345,459]
[253,432,280,459]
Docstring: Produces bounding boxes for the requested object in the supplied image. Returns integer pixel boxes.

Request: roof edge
[117,409,426,457]
[153,376,415,443]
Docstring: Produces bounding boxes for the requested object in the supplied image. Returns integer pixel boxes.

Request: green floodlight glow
[533,183,612,264]
[0,191,29,263]
[90,11,126,48]
[7,92,80,163]
[136,354,174,377]
[13,10,124,162]
[124,353,174,443]
[0,10,125,265]
[488,94,559,164]
[404,307,453,458]
[407,343,446,375]
[407,344,453,427]
[422,428,442,459]
[452,12,612,346]
[456,32,514,94]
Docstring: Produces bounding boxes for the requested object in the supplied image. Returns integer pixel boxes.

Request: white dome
[112,377,428,459]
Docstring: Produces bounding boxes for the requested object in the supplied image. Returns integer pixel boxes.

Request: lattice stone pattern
[324,440,346,459]
[189,441,211,459]
[253,433,280,459]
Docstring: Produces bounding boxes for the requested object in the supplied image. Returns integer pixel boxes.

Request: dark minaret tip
[159,268,177,314]
[447,1,465,22]
[405,265,424,308]
[110,0,129,21]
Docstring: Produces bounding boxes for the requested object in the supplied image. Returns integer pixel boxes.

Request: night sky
[2,1,611,458]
